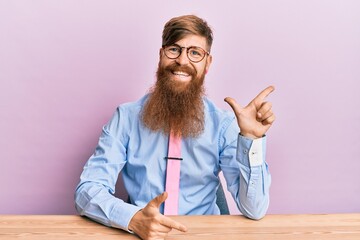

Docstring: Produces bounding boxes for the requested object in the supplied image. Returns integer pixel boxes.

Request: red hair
[162,15,213,51]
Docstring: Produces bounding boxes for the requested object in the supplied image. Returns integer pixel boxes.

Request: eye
[189,48,203,57]
[190,50,201,56]
[167,46,180,53]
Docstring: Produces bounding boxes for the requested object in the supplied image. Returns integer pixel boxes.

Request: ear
[205,54,212,74]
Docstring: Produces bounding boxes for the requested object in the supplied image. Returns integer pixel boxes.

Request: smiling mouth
[172,71,190,77]
[164,62,196,82]
[171,71,192,81]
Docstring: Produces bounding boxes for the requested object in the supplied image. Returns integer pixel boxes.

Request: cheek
[160,53,175,66]
[158,55,168,67]
[158,58,166,68]
[195,64,207,77]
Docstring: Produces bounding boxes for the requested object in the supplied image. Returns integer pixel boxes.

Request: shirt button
[243,149,248,154]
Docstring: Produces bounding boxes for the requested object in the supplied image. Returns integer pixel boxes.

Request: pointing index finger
[253,86,275,103]
[159,216,188,232]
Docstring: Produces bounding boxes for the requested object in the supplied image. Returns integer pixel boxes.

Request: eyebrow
[171,43,207,51]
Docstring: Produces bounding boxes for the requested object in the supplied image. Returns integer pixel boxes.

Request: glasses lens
[164,45,181,59]
[188,47,205,62]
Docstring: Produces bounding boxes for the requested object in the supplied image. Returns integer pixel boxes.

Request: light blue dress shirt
[75,94,271,231]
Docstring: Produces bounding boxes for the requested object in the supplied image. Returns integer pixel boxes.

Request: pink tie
[164,132,182,215]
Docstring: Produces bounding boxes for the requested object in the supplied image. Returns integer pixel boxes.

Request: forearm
[75,182,141,231]
[237,163,270,219]
[236,135,271,220]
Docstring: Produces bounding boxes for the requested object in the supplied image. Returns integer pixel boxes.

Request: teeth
[173,71,189,76]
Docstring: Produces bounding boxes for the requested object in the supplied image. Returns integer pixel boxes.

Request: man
[75,15,275,240]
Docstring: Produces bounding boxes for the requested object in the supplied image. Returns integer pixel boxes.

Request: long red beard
[141,62,206,138]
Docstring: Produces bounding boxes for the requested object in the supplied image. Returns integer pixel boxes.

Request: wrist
[240,132,258,139]
[128,209,142,232]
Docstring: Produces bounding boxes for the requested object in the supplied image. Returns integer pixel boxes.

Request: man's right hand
[128,192,187,240]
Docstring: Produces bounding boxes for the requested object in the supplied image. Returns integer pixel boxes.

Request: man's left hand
[224,86,275,139]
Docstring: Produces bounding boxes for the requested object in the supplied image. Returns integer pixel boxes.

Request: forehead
[174,35,207,49]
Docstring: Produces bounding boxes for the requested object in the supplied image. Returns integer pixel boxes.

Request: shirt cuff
[109,202,142,233]
[237,134,266,167]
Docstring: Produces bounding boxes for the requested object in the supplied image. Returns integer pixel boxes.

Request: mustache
[164,63,197,77]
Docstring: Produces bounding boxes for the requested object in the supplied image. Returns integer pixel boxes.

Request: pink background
[1,1,359,215]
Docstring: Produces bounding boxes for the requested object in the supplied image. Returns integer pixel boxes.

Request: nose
[175,48,190,65]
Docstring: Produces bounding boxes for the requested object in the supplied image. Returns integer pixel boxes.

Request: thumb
[224,97,242,114]
[147,192,168,209]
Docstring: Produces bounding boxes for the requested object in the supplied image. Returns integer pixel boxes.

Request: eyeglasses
[163,44,210,63]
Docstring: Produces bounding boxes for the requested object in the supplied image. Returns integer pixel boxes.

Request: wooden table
[0,214,359,239]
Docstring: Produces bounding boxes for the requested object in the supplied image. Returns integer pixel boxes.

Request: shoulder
[118,94,149,113]
[203,97,239,145]
[112,94,150,122]
[203,97,235,120]
[105,95,148,131]
[203,97,238,132]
